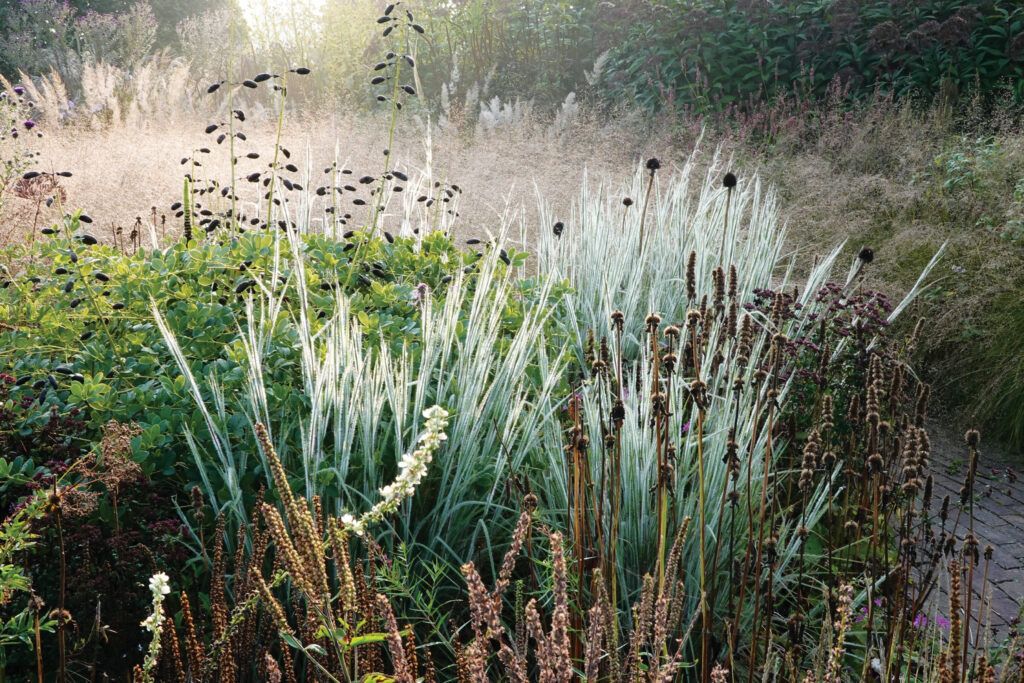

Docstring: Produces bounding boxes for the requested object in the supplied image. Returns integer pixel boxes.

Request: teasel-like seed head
[764,535,779,564]
[686,251,697,300]
[844,520,858,535]
[610,400,625,425]
[712,266,725,308]
[728,489,740,506]
[821,395,835,433]
[661,351,677,373]
[847,393,861,426]
[611,309,624,331]
[689,379,708,408]
[726,301,738,339]
[964,428,980,448]
[664,324,680,340]
[868,453,884,473]
[901,479,919,496]
[686,308,702,327]
[645,313,661,329]
[822,450,836,468]
[191,485,205,524]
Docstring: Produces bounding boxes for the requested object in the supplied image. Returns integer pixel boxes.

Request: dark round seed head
[645,157,661,172]
[858,247,874,263]
[723,172,738,188]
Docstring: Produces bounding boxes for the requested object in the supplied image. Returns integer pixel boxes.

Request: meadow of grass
[7,87,1024,448]
[2,2,1024,682]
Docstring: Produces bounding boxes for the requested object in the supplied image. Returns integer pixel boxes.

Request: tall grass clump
[527,149,948,679]
[154,216,567,567]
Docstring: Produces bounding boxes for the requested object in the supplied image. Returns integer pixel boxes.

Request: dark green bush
[603,0,1024,112]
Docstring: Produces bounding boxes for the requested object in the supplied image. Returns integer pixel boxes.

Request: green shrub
[603,0,1024,112]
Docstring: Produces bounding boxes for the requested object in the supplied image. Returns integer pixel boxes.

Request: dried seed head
[686,251,697,300]
[645,157,661,173]
[722,172,737,189]
[858,246,874,263]
[964,429,980,448]
[611,310,624,331]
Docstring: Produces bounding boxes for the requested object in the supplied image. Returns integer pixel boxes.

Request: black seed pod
[723,172,738,188]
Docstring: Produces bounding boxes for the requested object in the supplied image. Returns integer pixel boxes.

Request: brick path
[927,419,1023,641]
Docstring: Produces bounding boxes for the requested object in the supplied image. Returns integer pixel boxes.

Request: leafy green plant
[0,221,530,515]
[603,0,1024,113]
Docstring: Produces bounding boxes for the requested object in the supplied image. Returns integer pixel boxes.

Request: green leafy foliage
[603,0,1024,112]
[0,220,527,499]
